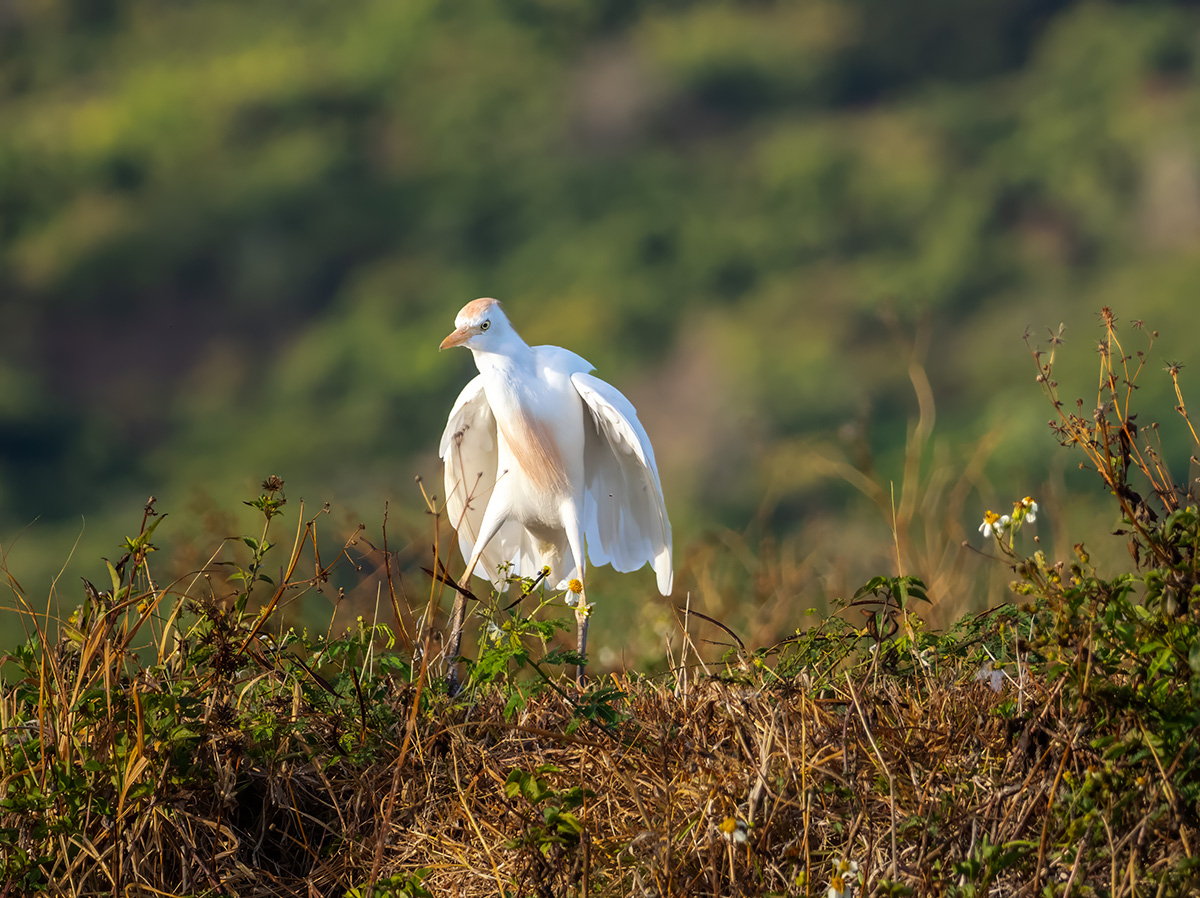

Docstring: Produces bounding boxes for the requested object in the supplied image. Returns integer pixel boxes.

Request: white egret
[439,298,673,686]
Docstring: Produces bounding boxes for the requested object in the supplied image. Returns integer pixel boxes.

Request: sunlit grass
[3,310,1200,896]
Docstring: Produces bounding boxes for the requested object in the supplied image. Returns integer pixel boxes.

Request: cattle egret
[439,298,673,687]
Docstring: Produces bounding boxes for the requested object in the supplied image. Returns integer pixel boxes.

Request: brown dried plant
[3,312,1200,896]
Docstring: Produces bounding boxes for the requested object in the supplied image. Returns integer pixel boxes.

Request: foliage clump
[2,311,1200,896]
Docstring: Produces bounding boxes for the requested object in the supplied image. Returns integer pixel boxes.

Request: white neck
[469,331,534,374]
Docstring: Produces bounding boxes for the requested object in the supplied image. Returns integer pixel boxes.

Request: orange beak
[439,326,475,350]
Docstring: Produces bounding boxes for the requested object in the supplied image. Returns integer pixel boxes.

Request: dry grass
[3,555,1195,898]
[5,309,1200,896]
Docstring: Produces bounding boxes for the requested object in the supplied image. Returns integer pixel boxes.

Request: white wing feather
[439,376,496,571]
[571,372,673,595]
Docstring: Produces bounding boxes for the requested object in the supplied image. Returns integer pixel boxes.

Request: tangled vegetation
[3,311,1200,895]
[4,0,1200,621]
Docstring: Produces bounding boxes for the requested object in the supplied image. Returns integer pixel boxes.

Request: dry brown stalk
[4,639,1198,896]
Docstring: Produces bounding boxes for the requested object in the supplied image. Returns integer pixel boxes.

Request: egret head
[439,297,512,351]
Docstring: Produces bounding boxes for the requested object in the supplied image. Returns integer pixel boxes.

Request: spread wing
[440,375,497,572]
[571,372,673,595]
[439,376,547,590]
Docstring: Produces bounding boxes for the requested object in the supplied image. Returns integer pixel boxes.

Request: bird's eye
[480,320,490,331]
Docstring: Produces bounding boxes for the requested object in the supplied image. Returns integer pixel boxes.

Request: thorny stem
[1170,368,1200,453]
[1028,310,1183,567]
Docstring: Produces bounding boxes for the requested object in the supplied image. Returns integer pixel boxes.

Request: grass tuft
[2,310,1200,896]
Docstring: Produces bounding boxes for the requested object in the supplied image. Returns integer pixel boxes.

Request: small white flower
[1022,496,1039,523]
[718,816,748,843]
[564,579,585,607]
[975,661,1004,693]
[827,858,860,898]
[980,510,1002,537]
[485,621,504,645]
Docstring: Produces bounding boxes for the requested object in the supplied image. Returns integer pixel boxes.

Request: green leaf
[523,775,550,805]
[1149,647,1175,678]
[504,770,528,800]
[143,513,168,540]
[106,560,122,594]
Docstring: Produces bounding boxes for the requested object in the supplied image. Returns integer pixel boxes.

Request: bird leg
[445,499,510,693]
[574,583,590,687]
[558,506,591,687]
[445,553,481,695]
[445,590,468,694]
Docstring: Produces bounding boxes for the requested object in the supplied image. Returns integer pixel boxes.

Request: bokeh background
[3,0,1200,665]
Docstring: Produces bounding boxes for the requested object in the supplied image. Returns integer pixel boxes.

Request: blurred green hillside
[4,0,1200,654]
